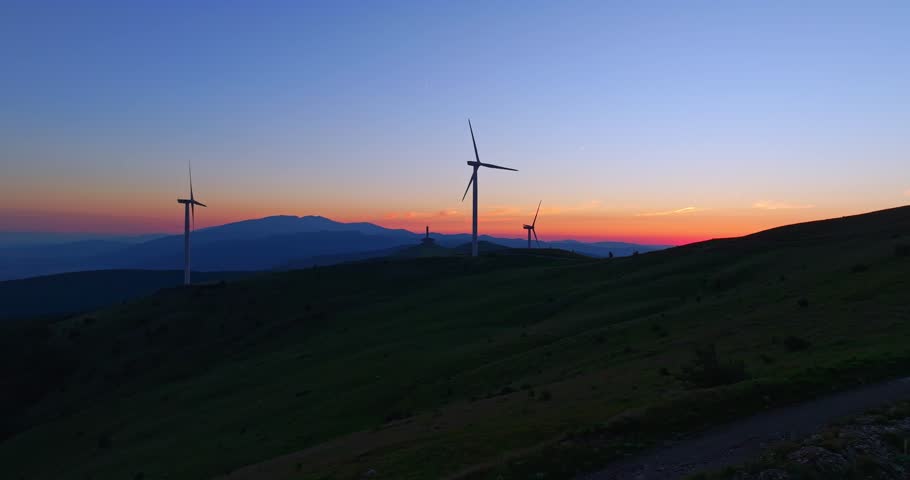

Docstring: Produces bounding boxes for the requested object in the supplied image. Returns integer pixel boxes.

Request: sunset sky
[2,1,908,245]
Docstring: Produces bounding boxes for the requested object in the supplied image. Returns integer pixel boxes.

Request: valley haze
[0,215,668,281]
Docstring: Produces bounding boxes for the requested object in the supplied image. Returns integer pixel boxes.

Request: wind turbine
[461,119,517,257]
[177,163,206,285]
[523,201,541,248]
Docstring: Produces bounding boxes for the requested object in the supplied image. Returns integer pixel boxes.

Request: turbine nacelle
[177,199,207,207]
[466,160,517,171]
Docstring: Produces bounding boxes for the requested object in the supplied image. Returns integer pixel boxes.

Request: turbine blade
[469,119,481,164]
[480,162,518,172]
[532,200,541,227]
[191,202,195,232]
[193,200,207,208]
[461,171,476,202]
[189,162,194,202]
[533,229,540,247]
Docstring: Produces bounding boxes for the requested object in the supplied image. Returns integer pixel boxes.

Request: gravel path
[581,377,910,480]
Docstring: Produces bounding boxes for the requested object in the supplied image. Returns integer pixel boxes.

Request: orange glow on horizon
[5,202,900,247]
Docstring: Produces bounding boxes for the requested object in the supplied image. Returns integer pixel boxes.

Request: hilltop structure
[421,226,436,245]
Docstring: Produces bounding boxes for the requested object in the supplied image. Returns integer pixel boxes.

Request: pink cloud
[636,207,701,217]
[752,201,815,210]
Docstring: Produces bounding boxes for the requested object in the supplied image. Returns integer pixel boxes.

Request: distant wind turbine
[523,201,542,248]
[177,163,207,285]
[461,119,517,257]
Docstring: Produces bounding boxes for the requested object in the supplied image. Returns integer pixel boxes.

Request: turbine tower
[523,201,542,248]
[461,119,517,257]
[177,163,206,285]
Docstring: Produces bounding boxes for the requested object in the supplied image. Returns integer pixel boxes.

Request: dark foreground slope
[0,207,908,480]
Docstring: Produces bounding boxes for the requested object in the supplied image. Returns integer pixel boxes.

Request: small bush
[896,244,910,257]
[760,354,775,364]
[797,297,809,308]
[783,336,812,352]
[538,390,552,401]
[676,344,749,389]
[385,411,412,423]
[850,264,869,273]
[880,430,906,451]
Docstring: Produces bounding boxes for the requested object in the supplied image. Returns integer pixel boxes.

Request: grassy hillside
[0,270,252,319]
[1,207,909,480]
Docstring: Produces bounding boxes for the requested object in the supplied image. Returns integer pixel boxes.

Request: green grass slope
[0,207,909,480]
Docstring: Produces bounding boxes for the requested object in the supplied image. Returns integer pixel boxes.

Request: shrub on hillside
[384,410,412,423]
[896,244,910,257]
[676,343,749,389]
[783,336,812,352]
[97,433,112,449]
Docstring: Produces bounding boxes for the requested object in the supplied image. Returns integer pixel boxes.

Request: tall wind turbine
[461,119,517,257]
[523,201,542,248]
[177,163,206,285]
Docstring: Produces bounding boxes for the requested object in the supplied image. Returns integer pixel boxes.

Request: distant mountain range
[0,232,167,248]
[0,215,668,280]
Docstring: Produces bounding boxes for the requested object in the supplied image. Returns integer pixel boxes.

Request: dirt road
[582,377,910,479]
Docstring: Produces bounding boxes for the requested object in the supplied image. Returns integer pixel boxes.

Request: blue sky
[1,1,908,243]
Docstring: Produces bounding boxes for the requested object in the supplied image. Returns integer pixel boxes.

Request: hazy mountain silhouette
[0,215,665,280]
[0,240,136,280]
[185,215,417,242]
[0,232,166,248]
[103,231,415,271]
